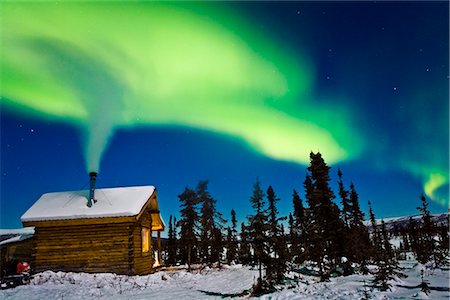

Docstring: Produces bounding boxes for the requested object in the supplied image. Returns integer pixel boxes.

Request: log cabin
[21,173,165,275]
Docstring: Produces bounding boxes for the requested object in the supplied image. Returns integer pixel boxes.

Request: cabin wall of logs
[23,207,158,275]
[133,209,153,275]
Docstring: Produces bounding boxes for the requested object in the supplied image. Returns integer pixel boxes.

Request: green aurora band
[0,2,447,205]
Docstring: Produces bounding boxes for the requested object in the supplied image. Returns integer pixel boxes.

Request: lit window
[141,227,150,253]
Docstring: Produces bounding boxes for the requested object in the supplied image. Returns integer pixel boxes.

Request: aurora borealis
[1,1,448,228]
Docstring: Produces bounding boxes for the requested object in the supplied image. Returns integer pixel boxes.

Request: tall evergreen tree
[348,183,371,271]
[407,217,419,256]
[435,223,450,267]
[368,201,382,260]
[266,186,287,283]
[178,187,200,271]
[267,186,280,256]
[247,179,269,283]
[337,168,352,227]
[211,227,223,266]
[349,183,365,229]
[372,220,398,291]
[293,189,305,230]
[238,222,251,265]
[167,215,177,266]
[304,152,344,280]
[291,189,306,263]
[415,194,435,265]
[197,180,225,265]
[226,209,238,264]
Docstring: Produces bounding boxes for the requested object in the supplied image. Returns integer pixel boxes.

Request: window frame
[141,227,150,254]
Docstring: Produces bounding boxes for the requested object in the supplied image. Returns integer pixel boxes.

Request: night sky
[1,1,448,230]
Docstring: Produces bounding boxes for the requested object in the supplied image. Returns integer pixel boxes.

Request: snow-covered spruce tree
[238,222,251,265]
[336,168,353,274]
[435,223,450,266]
[226,209,238,264]
[265,186,287,284]
[304,152,344,281]
[337,169,358,275]
[348,182,371,273]
[167,215,177,266]
[197,180,226,266]
[226,227,233,264]
[414,194,435,265]
[178,187,200,271]
[211,227,223,266]
[288,213,296,262]
[246,179,270,288]
[292,189,307,264]
[372,220,398,291]
[337,168,352,228]
[368,201,381,261]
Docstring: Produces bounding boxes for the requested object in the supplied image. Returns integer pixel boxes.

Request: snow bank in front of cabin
[0,265,259,300]
[1,261,449,300]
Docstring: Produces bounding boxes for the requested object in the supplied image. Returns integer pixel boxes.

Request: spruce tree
[178,187,200,271]
[407,217,420,256]
[226,227,233,264]
[293,189,305,230]
[266,186,287,283]
[336,170,353,270]
[267,186,281,257]
[415,194,435,265]
[247,179,269,284]
[292,189,306,263]
[369,201,382,260]
[288,213,296,261]
[167,215,177,266]
[211,227,223,266]
[304,152,344,280]
[372,220,397,291]
[238,222,251,265]
[197,180,225,265]
[337,168,352,227]
[226,209,238,264]
[348,183,371,272]
[435,223,450,267]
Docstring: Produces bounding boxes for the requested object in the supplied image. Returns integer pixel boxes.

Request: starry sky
[1,1,448,230]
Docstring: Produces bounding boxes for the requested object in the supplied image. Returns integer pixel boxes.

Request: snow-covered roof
[0,227,35,236]
[0,233,34,246]
[0,227,35,247]
[21,186,156,222]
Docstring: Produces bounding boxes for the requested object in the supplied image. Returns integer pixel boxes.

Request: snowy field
[1,261,448,299]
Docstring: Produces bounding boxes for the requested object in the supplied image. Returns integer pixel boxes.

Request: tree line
[164,152,449,293]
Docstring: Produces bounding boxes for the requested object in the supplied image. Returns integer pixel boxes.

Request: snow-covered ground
[1,261,448,299]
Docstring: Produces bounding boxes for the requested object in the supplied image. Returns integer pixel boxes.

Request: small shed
[21,185,165,275]
[0,227,35,276]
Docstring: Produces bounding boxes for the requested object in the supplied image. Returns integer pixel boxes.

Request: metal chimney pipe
[88,172,97,207]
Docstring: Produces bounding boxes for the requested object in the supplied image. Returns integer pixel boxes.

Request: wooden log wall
[28,202,162,275]
[33,223,134,274]
[132,208,153,275]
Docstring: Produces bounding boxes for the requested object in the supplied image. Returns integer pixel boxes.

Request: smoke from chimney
[88,172,97,207]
